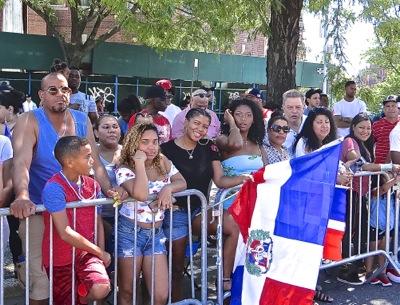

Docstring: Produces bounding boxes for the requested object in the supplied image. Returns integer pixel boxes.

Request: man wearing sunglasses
[68,68,98,125]
[9,72,116,305]
[171,88,221,139]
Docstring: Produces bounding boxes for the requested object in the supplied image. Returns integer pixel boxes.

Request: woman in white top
[116,123,186,305]
[94,115,122,256]
[293,107,337,157]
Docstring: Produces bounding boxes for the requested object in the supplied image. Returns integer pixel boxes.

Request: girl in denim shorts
[115,123,186,305]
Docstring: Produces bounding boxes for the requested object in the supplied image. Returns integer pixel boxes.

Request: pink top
[341,137,369,195]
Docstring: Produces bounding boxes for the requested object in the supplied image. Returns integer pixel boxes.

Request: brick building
[1,4,268,57]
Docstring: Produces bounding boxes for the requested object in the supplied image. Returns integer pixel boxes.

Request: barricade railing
[211,170,400,303]
[0,189,208,305]
[209,186,241,305]
[321,171,400,283]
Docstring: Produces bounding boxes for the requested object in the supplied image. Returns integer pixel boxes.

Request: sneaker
[337,271,364,285]
[369,277,381,285]
[387,268,400,283]
[377,273,392,287]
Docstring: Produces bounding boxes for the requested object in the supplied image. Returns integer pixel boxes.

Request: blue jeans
[117,216,166,257]
[163,208,201,241]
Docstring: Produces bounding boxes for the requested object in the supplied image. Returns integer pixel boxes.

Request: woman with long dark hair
[216,98,266,209]
[293,107,337,157]
[338,112,400,285]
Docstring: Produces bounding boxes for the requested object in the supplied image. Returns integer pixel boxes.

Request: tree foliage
[0,0,276,66]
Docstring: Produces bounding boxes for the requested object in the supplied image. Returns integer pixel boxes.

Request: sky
[302,11,375,77]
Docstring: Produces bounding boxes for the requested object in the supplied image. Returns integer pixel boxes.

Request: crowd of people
[1,61,400,305]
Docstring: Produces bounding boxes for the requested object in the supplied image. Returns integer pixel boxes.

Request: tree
[266,0,303,107]
[0,0,267,67]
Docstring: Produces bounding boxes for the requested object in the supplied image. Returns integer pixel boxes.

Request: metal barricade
[320,171,400,283]
[210,171,400,305]
[0,189,208,305]
[209,186,241,305]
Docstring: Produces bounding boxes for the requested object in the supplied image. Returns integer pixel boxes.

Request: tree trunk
[266,0,303,109]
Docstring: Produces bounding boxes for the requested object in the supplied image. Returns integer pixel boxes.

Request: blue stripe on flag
[230,265,244,305]
[274,142,342,245]
[330,187,347,222]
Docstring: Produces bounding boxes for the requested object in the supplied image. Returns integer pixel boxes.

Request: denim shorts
[117,216,166,257]
[163,207,201,241]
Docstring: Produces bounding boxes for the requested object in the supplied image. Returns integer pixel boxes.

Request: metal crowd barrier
[0,189,208,305]
[209,186,242,305]
[212,170,400,304]
[321,171,400,282]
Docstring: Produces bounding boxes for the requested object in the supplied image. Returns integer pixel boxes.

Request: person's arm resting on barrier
[10,113,36,218]
[43,182,110,267]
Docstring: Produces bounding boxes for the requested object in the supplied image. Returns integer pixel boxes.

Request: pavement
[3,241,400,305]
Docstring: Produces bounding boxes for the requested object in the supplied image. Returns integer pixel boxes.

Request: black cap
[144,85,166,100]
[305,88,322,99]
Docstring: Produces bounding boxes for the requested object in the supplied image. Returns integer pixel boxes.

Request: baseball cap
[246,88,261,98]
[192,89,208,97]
[155,79,173,91]
[144,85,166,100]
[383,95,397,105]
[305,88,322,99]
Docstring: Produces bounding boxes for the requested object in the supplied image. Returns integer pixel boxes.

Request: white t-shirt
[115,164,179,223]
[389,123,400,152]
[283,114,307,155]
[0,135,13,162]
[294,137,307,157]
[160,103,181,125]
[333,98,367,137]
[22,100,38,112]
[70,91,97,114]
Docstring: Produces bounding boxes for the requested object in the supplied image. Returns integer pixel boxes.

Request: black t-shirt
[161,140,220,210]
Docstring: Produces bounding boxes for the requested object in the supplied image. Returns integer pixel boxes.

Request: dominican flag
[229,140,344,305]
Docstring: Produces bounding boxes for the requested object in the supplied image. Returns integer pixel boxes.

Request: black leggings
[7,215,22,264]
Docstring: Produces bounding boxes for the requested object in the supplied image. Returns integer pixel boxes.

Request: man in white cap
[172,88,221,139]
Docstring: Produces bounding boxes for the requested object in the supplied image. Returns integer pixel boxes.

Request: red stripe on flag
[229,167,265,242]
[323,227,344,261]
[260,278,315,305]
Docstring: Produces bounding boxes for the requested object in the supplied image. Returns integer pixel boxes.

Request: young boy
[42,136,111,305]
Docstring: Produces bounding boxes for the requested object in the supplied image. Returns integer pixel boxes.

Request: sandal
[313,289,333,303]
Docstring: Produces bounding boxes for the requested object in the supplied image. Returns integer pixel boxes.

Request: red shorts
[46,252,110,305]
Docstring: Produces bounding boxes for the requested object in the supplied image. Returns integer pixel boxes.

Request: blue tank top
[28,108,87,205]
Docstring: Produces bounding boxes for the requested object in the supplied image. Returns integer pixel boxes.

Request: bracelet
[380,163,392,172]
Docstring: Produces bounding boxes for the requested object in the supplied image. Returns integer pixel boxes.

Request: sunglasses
[270,124,290,133]
[45,86,71,95]
[194,93,211,99]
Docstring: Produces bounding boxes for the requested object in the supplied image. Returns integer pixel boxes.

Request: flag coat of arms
[229,141,344,305]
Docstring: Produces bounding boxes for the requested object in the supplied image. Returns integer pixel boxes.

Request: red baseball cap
[155,79,172,91]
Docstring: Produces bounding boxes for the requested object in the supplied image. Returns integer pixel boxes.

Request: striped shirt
[372,118,398,164]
